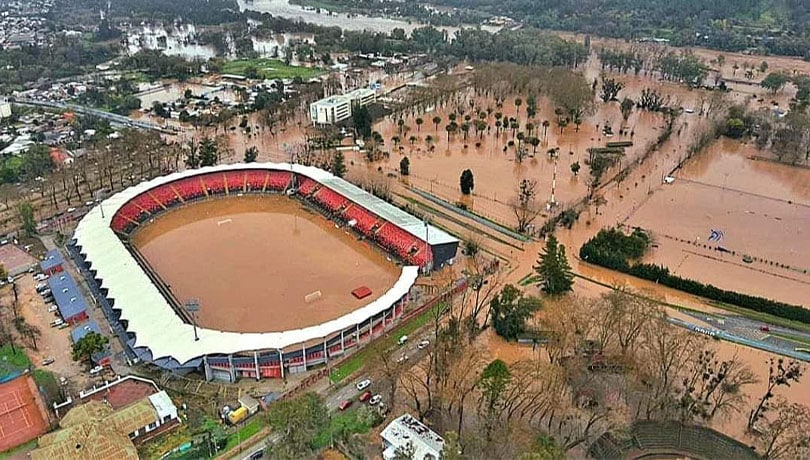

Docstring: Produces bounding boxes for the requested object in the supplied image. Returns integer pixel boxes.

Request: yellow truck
[227,406,248,425]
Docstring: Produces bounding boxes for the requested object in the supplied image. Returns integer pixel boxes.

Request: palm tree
[415,117,424,131]
[409,135,417,146]
[461,123,470,141]
[526,122,535,136]
[514,98,522,121]
[445,122,457,142]
[432,116,442,132]
[542,120,550,142]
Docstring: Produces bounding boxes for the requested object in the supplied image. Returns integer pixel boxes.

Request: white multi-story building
[309,87,376,125]
[380,414,445,460]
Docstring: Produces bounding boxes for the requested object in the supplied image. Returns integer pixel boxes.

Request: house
[380,414,444,460]
[40,249,64,275]
[48,273,89,324]
[30,391,179,460]
[70,320,111,366]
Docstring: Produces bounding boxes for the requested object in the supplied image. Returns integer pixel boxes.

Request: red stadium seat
[171,177,205,200]
[149,184,180,207]
[202,173,226,194]
[245,170,269,191]
[225,171,246,194]
[297,177,318,196]
[267,171,292,191]
[344,205,378,235]
[312,187,349,213]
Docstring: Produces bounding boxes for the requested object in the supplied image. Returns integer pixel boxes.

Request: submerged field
[132,195,400,333]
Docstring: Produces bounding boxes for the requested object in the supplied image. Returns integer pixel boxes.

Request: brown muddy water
[132,195,400,333]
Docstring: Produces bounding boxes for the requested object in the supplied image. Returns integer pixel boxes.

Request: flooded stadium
[132,195,400,333]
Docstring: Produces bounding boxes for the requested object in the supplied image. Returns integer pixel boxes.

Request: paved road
[231,334,432,459]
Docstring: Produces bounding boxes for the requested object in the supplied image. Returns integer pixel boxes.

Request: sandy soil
[132,195,400,333]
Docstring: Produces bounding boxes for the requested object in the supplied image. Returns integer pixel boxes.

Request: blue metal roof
[40,249,63,272]
[47,273,87,319]
[71,319,102,343]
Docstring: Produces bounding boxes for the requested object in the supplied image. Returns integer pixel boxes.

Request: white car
[50,318,64,327]
[397,354,408,364]
[89,365,104,375]
[47,305,58,313]
[417,339,430,350]
[356,378,371,391]
[369,394,382,406]
[34,273,48,281]
[397,335,408,346]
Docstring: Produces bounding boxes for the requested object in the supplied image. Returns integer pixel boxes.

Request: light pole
[185,299,200,341]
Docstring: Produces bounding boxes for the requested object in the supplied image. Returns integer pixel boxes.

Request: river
[236,0,499,36]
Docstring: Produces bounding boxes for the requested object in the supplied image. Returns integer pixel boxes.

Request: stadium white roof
[73,163,424,365]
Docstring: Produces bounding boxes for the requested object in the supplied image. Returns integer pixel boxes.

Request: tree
[71,332,109,366]
[490,284,541,341]
[352,105,372,139]
[331,151,346,178]
[761,72,790,94]
[620,97,634,122]
[399,156,410,176]
[432,115,442,132]
[415,117,424,131]
[460,169,474,195]
[198,137,218,167]
[748,358,803,430]
[759,60,769,74]
[600,77,624,102]
[267,392,329,458]
[243,146,258,163]
[511,179,542,234]
[18,202,35,237]
[478,359,512,439]
[520,436,566,460]
[534,235,574,295]
[757,398,810,459]
[570,161,581,176]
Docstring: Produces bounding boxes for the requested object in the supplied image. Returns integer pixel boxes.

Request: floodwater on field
[131,195,400,333]
[626,137,810,306]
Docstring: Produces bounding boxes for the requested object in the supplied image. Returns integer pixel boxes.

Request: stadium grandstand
[588,421,760,460]
[70,163,458,382]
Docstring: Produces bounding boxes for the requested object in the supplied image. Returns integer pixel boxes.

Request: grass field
[329,302,447,383]
[221,58,323,80]
[221,417,265,452]
[0,439,36,459]
[0,344,31,377]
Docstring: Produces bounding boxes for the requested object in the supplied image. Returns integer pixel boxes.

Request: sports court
[0,376,48,452]
[0,244,36,275]
[132,195,400,333]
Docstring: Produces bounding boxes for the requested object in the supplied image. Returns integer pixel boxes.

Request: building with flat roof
[40,249,64,275]
[48,273,88,324]
[309,87,376,125]
[380,414,444,460]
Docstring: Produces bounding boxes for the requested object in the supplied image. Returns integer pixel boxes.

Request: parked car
[34,273,48,281]
[417,339,430,350]
[397,335,408,346]
[50,319,64,327]
[359,391,372,402]
[41,357,55,366]
[338,400,353,411]
[47,305,58,313]
[760,326,771,332]
[39,288,52,297]
[35,282,48,292]
[89,366,104,375]
[356,378,371,391]
[369,395,382,406]
[396,354,408,364]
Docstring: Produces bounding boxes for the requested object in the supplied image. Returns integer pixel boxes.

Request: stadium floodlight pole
[185,299,201,341]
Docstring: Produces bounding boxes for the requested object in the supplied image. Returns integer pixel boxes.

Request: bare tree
[757,398,810,459]
[748,358,803,430]
[511,179,544,234]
